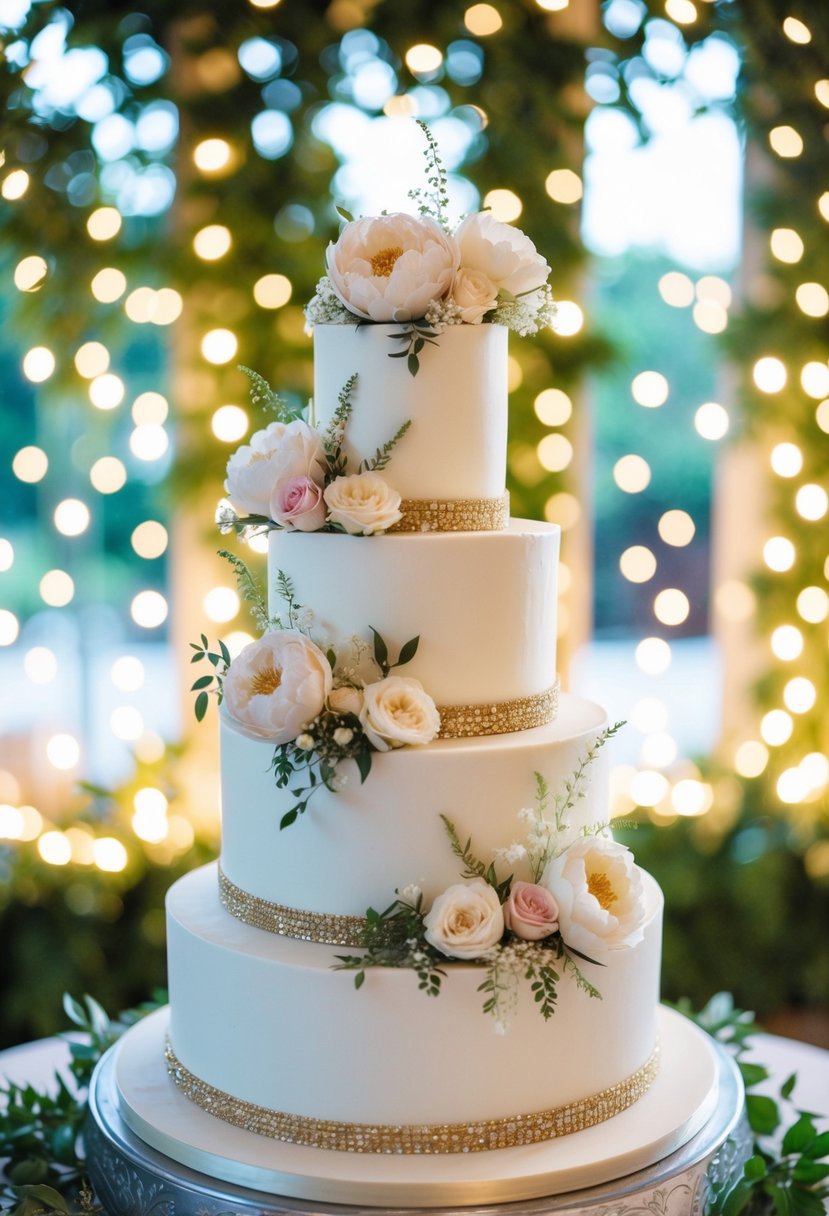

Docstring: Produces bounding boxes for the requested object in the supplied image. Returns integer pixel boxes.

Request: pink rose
[270,475,327,532]
[503,881,559,942]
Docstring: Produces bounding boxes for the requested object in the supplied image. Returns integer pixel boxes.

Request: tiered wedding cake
[109,179,726,1209]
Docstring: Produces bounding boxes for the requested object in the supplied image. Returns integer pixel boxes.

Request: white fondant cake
[153,235,716,1204]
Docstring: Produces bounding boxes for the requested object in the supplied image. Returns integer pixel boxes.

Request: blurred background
[0,0,827,1048]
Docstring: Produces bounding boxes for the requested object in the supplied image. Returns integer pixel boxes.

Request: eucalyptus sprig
[387,322,440,377]
[188,633,231,722]
[675,992,829,1216]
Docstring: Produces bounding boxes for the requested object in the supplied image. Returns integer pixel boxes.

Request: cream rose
[226,420,326,517]
[361,675,440,751]
[323,471,402,535]
[451,266,498,324]
[270,475,326,532]
[455,211,550,298]
[325,212,459,322]
[423,880,505,960]
[328,685,364,716]
[503,881,559,941]
[541,838,646,957]
[222,631,332,744]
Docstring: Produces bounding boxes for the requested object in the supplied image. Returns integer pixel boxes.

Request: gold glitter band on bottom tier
[391,493,510,533]
[219,867,367,946]
[164,1040,660,1155]
[437,681,559,739]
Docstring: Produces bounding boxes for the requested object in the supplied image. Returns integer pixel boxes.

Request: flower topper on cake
[305,121,555,375]
[335,722,649,1032]
[218,369,410,541]
[190,560,440,829]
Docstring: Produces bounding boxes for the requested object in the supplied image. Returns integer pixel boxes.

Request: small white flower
[333,726,354,746]
[517,806,536,824]
[494,842,527,864]
[494,1020,509,1037]
[295,733,315,750]
[399,883,422,906]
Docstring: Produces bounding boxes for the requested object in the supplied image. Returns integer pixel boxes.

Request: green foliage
[409,120,450,229]
[321,373,358,478]
[188,633,231,720]
[369,627,419,678]
[386,323,441,378]
[440,814,511,902]
[238,366,298,423]
[358,419,412,473]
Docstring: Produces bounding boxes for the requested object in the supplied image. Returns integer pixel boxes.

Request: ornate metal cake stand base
[85,1007,750,1216]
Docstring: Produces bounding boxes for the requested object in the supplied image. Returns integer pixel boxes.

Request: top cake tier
[313,322,508,504]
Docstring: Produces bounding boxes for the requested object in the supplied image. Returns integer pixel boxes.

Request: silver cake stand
[84,1029,750,1216]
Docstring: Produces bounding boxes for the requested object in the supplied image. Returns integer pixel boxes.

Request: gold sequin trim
[437,682,559,739]
[165,1039,659,1154]
[219,867,367,946]
[391,493,509,533]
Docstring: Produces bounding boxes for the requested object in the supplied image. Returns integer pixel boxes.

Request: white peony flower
[454,211,550,299]
[451,266,498,324]
[361,675,440,751]
[323,471,402,535]
[222,631,332,745]
[423,880,505,960]
[541,838,646,957]
[225,420,326,517]
[325,212,460,323]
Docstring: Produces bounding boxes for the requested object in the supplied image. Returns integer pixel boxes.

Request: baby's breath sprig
[408,119,450,230]
[238,365,300,422]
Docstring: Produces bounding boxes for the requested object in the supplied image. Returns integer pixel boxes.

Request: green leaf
[746,1093,781,1135]
[280,809,298,830]
[335,205,354,223]
[370,627,389,673]
[804,1130,829,1158]
[61,994,86,1028]
[792,1161,829,1184]
[191,674,213,690]
[354,971,365,989]
[396,635,420,667]
[8,1159,49,1185]
[19,1186,69,1213]
[355,748,372,783]
[740,1061,771,1088]
[719,1178,756,1216]
[781,1072,798,1100]
[783,1113,818,1155]
[194,691,209,722]
[407,352,419,377]
[744,1154,767,1180]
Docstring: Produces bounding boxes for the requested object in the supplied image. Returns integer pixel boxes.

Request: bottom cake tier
[166,864,664,1141]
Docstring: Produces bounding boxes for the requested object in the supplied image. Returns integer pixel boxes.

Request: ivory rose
[541,838,646,957]
[502,881,559,941]
[222,631,332,745]
[424,880,505,960]
[323,471,402,535]
[451,266,498,324]
[455,211,550,298]
[325,212,459,322]
[361,676,440,751]
[226,420,326,517]
[270,475,326,532]
[328,685,364,716]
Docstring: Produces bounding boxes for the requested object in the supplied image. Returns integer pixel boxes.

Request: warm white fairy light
[760,709,793,746]
[694,401,729,439]
[777,768,809,805]
[537,433,573,471]
[763,536,796,572]
[130,424,169,461]
[795,484,828,520]
[734,740,768,778]
[658,272,694,307]
[507,356,523,391]
[769,125,803,158]
[483,188,523,222]
[753,356,787,393]
[692,300,728,334]
[253,273,292,309]
[135,732,166,764]
[783,677,816,714]
[203,586,240,623]
[193,138,233,173]
[543,492,581,529]
[131,520,168,559]
[0,805,25,840]
[23,346,56,383]
[46,733,80,770]
[38,831,72,866]
[90,456,127,494]
[193,224,232,260]
[653,589,690,627]
[631,697,668,733]
[800,361,829,399]
[770,624,803,661]
[801,753,829,792]
[12,446,48,483]
[24,647,58,684]
[112,655,145,691]
[110,706,145,741]
[769,228,803,263]
[152,288,183,326]
[14,255,48,292]
[631,371,668,408]
[795,283,829,317]
[93,837,128,872]
[0,539,13,572]
[635,637,672,674]
[91,268,127,303]
[641,732,678,769]
[39,570,74,607]
[201,328,238,364]
[246,531,269,554]
[54,498,90,537]
[714,579,756,622]
[74,341,110,378]
[464,3,503,34]
[131,590,169,628]
[658,509,695,546]
[0,611,19,647]
[797,586,828,623]
[544,169,582,204]
[132,786,169,843]
[770,442,802,477]
[132,391,169,425]
[619,545,656,583]
[224,629,256,658]
[783,16,811,43]
[3,170,30,200]
[630,769,669,807]
[89,372,125,410]
[87,207,122,240]
[672,779,712,817]
[125,287,157,323]
[696,276,732,308]
[816,400,829,432]
[551,301,583,336]
[534,388,572,425]
[405,43,443,73]
[613,454,651,493]
[212,405,249,442]
[65,827,95,865]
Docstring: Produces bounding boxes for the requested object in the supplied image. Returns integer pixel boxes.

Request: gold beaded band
[391,493,509,533]
[165,1039,659,1155]
[437,681,559,739]
[219,867,367,946]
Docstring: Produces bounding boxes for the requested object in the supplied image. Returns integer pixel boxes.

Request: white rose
[541,838,646,957]
[222,631,332,745]
[323,471,402,535]
[328,685,364,716]
[451,266,498,324]
[361,675,440,751]
[423,881,505,960]
[225,420,326,517]
[454,211,550,298]
[325,212,460,323]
